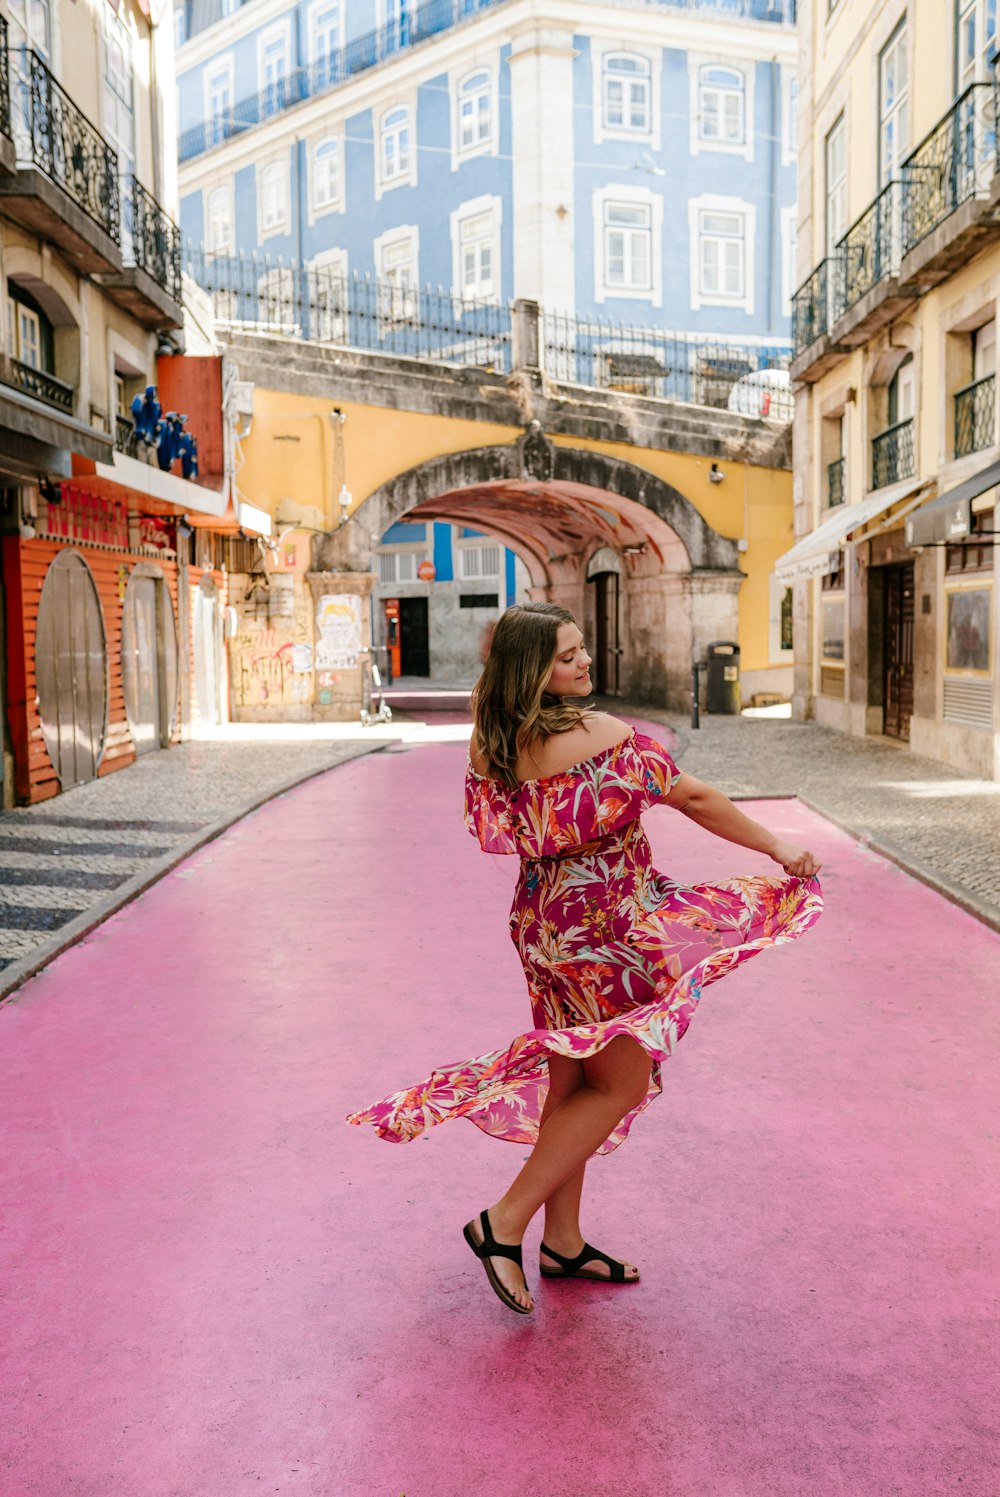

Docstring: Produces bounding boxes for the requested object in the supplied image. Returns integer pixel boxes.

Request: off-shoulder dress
[347,728,823,1153]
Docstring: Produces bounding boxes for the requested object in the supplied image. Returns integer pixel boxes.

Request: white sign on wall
[315,594,363,669]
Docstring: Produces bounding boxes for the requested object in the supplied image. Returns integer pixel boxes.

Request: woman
[348,603,823,1316]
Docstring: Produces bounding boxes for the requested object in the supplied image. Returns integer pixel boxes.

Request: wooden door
[592,572,621,695]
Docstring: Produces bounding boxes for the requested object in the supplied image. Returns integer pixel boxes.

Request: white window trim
[374,223,420,283]
[257,18,292,93]
[449,193,502,303]
[450,63,498,170]
[206,178,234,254]
[258,154,290,239]
[308,130,344,221]
[203,54,234,128]
[688,193,755,314]
[307,0,341,66]
[780,204,796,318]
[591,44,661,150]
[593,185,663,307]
[375,96,418,199]
[457,541,502,579]
[769,573,794,663]
[308,247,350,341]
[688,54,754,163]
[781,67,797,166]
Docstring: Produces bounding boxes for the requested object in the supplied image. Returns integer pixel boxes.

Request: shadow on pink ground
[1,721,998,1496]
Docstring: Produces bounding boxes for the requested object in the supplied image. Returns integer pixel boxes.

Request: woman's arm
[665,772,822,879]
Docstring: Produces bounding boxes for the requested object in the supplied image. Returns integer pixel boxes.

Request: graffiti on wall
[231,626,313,706]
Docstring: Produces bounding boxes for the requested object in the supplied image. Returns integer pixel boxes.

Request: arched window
[381,106,411,183]
[457,70,491,152]
[260,160,288,232]
[207,185,232,253]
[602,54,651,134]
[698,65,745,145]
[312,138,339,210]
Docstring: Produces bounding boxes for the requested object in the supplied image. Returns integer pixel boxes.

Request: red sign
[417,561,436,581]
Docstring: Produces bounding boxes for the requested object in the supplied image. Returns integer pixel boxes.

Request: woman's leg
[467,1037,651,1309]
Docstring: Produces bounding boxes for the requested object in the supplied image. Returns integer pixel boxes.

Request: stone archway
[314,424,743,708]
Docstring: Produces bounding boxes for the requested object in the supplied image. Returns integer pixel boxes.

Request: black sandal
[463,1210,533,1315]
[539,1241,638,1284]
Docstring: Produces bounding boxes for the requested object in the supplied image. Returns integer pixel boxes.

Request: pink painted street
[2,727,999,1497]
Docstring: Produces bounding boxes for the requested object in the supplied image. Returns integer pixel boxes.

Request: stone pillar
[512,299,540,372]
[508,25,578,312]
[305,570,375,722]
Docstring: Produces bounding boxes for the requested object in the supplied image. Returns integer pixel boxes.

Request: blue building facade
[175,0,798,342]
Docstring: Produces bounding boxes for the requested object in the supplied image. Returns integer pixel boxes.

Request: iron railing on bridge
[185,249,792,413]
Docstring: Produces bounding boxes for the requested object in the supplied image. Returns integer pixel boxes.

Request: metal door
[36,550,108,787]
[399,595,429,676]
[591,572,621,695]
[883,562,914,740]
[122,568,178,754]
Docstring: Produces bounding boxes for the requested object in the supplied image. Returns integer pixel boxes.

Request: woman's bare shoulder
[468,732,487,774]
[528,713,632,778]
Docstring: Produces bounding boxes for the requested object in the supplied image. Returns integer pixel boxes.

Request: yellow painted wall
[236,386,793,674]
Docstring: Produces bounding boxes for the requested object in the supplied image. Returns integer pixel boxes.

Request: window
[959,0,998,89]
[946,508,994,573]
[879,24,909,186]
[174,4,186,49]
[781,206,797,315]
[6,286,53,373]
[260,29,289,116]
[459,543,501,578]
[206,60,233,145]
[376,229,418,323]
[7,0,51,60]
[698,66,745,147]
[103,7,135,173]
[260,160,288,234]
[312,1,341,84]
[699,208,745,299]
[311,249,348,340]
[825,115,847,256]
[453,202,499,298]
[604,201,652,291]
[457,70,491,153]
[312,138,340,212]
[207,184,232,253]
[381,0,406,47]
[378,551,420,583]
[380,106,411,185]
[602,54,651,134]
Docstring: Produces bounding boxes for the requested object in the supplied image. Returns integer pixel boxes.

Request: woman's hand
[770,840,822,878]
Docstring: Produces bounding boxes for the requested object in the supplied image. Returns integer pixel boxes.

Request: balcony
[829,182,919,348]
[2,356,74,413]
[899,82,1000,289]
[791,258,847,382]
[98,176,183,329]
[871,418,915,490]
[954,373,996,458]
[0,50,121,274]
[0,17,15,176]
[178,0,794,163]
[827,456,845,508]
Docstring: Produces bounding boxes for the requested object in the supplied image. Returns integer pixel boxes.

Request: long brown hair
[471,604,589,787]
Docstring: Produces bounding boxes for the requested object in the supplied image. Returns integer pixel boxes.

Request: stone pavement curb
[0,742,389,1006]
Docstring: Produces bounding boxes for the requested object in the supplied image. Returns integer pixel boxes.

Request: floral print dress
[348,728,823,1154]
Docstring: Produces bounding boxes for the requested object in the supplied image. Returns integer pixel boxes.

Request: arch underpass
[316,426,744,708]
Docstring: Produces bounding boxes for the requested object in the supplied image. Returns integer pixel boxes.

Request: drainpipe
[767,56,779,334]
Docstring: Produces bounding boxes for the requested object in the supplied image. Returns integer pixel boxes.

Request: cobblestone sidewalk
[0,736,384,993]
[629,705,1000,929]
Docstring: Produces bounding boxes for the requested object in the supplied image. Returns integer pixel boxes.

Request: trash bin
[706,641,741,714]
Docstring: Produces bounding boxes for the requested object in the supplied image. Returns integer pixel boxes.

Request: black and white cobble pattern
[0,738,380,974]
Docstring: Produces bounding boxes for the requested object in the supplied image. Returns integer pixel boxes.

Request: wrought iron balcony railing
[833,182,901,322]
[3,355,74,412]
[792,257,839,355]
[901,82,994,257]
[871,417,915,490]
[954,372,996,457]
[177,0,795,161]
[115,412,142,456]
[0,16,11,142]
[122,176,182,303]
[12,49,120,242]
[827,456,845,507]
